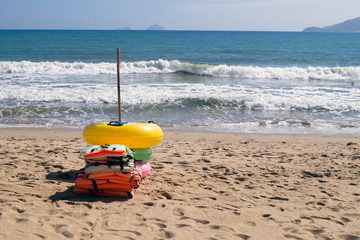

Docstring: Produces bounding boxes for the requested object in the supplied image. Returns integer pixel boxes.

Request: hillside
[303,17,360,32]
[146,24,165,30]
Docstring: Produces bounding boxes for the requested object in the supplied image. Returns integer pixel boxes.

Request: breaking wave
[1,60,360,81]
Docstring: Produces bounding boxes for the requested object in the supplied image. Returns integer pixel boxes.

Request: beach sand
[0,128,359,240]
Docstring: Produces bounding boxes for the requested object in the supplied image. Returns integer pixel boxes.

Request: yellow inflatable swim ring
[83,121,163,148]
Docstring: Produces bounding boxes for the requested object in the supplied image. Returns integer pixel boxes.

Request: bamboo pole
[117,48,121,123]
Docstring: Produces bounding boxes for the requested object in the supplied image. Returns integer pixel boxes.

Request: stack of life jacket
[74,144,143,198]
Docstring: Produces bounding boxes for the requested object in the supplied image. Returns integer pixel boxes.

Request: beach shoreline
[0,128,359,239]
[1,127,359,140]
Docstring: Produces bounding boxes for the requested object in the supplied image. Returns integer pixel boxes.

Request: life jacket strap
[91,180,99,194]
[129,173,137,183]
[126,192,133,199]
[74,168,85,180]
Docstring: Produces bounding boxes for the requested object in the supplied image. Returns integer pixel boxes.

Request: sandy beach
[0,128,359,240]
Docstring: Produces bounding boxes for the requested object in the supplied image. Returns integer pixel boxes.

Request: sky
[1,0,359,31]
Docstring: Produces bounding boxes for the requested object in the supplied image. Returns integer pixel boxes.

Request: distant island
[117,27,132,30]
[146,24,165,30]
[116,24,165,31]
[303,16,360,32]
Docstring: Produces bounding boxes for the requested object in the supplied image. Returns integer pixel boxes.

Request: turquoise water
[1,30,360,134]
[1,30,359,66]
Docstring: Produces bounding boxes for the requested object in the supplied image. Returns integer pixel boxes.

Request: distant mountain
[146,24,165,31]
[302,27,324,32]
[303,17,360,32]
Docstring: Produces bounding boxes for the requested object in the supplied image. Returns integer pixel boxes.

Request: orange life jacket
[73,186,137,198]
[74,168,141,198]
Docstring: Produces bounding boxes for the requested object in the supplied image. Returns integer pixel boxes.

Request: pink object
[135,162,151,178]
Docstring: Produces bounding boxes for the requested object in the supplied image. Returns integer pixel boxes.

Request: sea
[1,30,360,135]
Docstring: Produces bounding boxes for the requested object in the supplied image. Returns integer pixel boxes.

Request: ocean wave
[1,104,360,137]
[1,60,360,81]
[1,83,360,113]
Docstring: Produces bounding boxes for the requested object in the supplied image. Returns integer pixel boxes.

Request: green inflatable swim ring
[132,148,153,162]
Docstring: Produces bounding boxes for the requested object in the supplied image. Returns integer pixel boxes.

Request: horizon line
[0,28,305,32]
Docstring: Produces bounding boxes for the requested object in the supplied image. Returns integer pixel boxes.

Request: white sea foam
[1,82,360,114]
[0,61,116,75]
[2,60,360,132]
[1,60,360,81]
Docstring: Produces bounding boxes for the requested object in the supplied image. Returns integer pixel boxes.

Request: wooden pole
[117,48,121,123]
